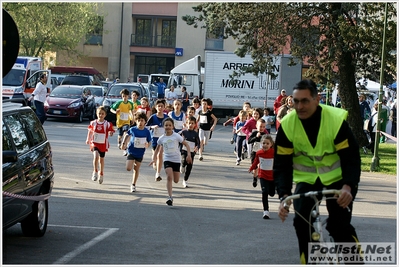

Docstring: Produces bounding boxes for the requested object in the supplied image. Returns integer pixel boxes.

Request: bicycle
[282,189,347,264]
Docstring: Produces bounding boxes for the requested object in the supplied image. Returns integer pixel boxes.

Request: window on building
[205,24,224,50]
[134,56,175,79]
[134,19,152,46]
[160,20,176,47]
[85,16,103,45]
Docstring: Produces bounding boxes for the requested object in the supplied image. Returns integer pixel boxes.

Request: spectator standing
[359,94,371,121]
[273,89,287,115]
[379,100,389,143]
[275,96,288,131]
[28,73,48,124]
[389,100,397,137]
[154,78,166,99]
[166,85,178,105]
[276,95,294,126]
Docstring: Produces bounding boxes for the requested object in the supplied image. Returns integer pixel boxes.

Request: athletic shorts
[93,147,105,158]
[164,161,180,172]
[126,155,143,162]
[118,124,130,137]
[199,129,211,144]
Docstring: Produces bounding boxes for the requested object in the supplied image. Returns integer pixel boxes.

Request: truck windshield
[3,69,26,86]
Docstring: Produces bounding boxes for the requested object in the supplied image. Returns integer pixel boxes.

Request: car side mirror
[3,151,18,163]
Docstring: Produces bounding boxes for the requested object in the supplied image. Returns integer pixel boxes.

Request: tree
[3,3,102,59]
[183,3,397,146]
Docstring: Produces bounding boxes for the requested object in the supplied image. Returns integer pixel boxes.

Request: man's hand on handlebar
[278,198,291,223]
[336,185,352,209]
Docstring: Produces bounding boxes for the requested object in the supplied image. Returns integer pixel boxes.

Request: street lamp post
[370,2,388,171]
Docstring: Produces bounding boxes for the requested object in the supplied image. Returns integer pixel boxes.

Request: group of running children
[86,88,216,207]
[86,89,277,218]
[223,102,276,219]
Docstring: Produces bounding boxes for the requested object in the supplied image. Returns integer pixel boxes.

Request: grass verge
[360,142,397,175]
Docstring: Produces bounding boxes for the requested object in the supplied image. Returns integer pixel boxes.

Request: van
[2,56,51,99]
[49,66,105,83]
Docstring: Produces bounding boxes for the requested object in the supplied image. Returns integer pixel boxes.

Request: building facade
[56,2,240,82]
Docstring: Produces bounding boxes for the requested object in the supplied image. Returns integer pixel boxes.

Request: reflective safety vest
[281,105,348,185]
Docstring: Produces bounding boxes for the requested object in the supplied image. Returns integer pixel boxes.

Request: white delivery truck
[2,56,51,99]
[168,51,302,117]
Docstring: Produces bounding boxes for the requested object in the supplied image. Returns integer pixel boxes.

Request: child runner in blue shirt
[120,112,152,192]
[146,99,169,181]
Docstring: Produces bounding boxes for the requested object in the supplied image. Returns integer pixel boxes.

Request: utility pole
[370,2,388,171]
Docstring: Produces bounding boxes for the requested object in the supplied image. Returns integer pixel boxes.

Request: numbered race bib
[153,127,165,137]
[252,141,261,152]
[93,133,106,144]
[163,139,178,154]
[174,120,184,129]
[134,137,146,148]
[259,158,274,171]
[199,115,208,124]
[120,112,130,121]
[182,140,196,151]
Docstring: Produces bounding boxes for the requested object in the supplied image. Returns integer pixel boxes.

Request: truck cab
[2,57,51,99]
[167,55,202,100]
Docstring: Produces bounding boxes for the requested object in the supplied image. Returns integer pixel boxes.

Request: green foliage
[183,3,397,146]
[3,3,101,58]
[360,143,397,175]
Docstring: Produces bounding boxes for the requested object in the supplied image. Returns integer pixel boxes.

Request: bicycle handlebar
[283,189,341,208]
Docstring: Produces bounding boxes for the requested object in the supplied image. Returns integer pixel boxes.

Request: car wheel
[76,110,84,123]
[20,199,48,237]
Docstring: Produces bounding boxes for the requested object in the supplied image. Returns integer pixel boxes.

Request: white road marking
[51,225,119,264]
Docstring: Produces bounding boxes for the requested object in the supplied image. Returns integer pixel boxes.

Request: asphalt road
[2,118,397,265]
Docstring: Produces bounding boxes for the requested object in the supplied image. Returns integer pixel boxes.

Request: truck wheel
[20,199,48,237]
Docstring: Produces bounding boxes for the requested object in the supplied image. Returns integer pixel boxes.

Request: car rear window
[3,114,29,154]
[62,76,91,85]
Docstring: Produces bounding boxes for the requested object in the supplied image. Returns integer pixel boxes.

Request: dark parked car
[44,85,96,122]
[102,82,148,124]
[60,74,101,86]
[3,99,54,237]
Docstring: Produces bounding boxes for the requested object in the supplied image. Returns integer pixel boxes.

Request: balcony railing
[85,34,103,45]
[131,34,176,48]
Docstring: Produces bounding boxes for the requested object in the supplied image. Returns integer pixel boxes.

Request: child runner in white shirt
[149,118,192,206]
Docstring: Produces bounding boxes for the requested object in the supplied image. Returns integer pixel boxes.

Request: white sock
[155,172,160,178]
